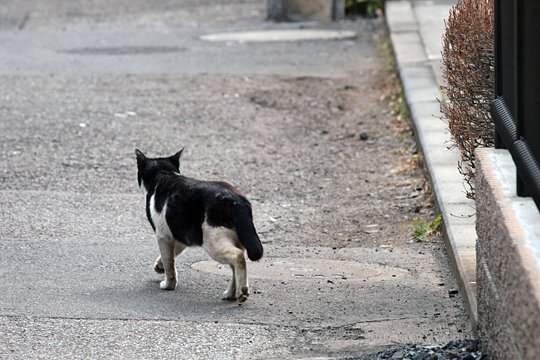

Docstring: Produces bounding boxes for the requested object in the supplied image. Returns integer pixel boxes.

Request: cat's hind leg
[202,222,249,302]
[154,241,186,274]
[156,237,178,290]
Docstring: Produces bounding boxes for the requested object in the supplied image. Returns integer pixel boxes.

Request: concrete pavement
[0,1,472,358]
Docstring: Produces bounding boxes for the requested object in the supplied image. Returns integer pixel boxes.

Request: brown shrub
[441,0,495,199]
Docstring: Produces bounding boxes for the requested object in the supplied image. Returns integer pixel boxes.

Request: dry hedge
[441,0,495,199]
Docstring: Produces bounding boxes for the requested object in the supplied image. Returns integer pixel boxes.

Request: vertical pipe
[332,0,345,20]
[515,0,529,196]
[494,0,505,149]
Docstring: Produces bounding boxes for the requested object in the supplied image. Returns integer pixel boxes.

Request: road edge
[385,0,478,330]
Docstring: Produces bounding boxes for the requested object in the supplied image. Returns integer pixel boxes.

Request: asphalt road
[0,1,472,359]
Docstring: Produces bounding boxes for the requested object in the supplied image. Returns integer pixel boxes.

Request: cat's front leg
[157,236,177,290]
[154,242,186,275]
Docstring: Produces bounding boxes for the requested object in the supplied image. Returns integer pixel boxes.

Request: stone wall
[476,148,540,359]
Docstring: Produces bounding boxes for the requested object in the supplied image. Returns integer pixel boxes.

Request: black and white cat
[135,149,263,302]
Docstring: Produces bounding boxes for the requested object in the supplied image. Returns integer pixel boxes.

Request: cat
[135,149,263,302]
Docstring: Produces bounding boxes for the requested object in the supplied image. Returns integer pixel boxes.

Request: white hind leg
[202,221,249,302]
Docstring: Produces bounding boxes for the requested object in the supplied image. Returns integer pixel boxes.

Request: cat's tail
[232,200,263,261]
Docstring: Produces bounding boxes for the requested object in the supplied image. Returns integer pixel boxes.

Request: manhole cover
[192,257,409,282]
[200,29,357,43]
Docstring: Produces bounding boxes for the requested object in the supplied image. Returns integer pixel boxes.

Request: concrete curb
[385,0,478,329]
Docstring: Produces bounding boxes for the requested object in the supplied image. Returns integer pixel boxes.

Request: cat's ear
[135,149,146,166]
[170,148,184,169]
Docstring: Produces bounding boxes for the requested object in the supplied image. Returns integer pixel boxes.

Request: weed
[377,38,396,74]
[429,214,443,232]
[395,89,409,121]
[377,38,413,141]
[411,214,443,242]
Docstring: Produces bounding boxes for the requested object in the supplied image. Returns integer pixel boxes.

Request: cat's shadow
[139,279,242,310]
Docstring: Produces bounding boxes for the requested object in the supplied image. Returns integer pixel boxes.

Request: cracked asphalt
[0,1,472,358]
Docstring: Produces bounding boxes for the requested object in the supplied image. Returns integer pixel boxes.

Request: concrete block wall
[476,148,540,359]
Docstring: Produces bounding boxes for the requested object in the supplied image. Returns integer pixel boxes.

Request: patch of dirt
[224,50,439,250]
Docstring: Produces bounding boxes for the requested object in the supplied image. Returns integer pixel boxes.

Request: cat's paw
[154,262,164,274]
[236,286,249,302]
[160,279,176,290]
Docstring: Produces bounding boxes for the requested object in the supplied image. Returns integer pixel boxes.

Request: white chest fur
[149,194,174,240]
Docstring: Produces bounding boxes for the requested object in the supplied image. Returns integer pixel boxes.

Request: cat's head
[135,149,183,189]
